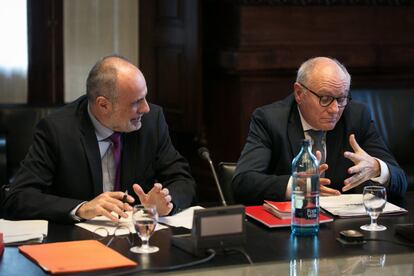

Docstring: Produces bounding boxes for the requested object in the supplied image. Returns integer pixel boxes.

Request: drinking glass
[130,204,159,253]
[360,186,387,231]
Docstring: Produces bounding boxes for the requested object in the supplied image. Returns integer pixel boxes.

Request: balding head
[296,57,351,91]
[294,57,351,131]
[86,55,140,103]
[87,55,150,132]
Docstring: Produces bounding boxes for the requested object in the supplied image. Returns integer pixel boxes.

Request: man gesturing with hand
[233,57,407,205]
[4,55,195,223]
[343,134,385,192]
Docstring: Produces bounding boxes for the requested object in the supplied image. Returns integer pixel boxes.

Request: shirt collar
[297,106,320,132]
[87,103,114,141]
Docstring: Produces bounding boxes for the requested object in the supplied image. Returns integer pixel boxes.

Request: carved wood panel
[140,0,202,134]
[203,2,414,163]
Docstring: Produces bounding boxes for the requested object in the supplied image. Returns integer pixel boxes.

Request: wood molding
[232,0,413,6]
[27,0,63,105]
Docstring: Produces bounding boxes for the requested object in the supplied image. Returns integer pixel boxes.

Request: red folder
[0,233,4,257]
[19,240,137,274]
[246,205,333,228]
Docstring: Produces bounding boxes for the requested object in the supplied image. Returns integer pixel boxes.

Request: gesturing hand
[315,150,341,196]
[343,134,381,192]
[76,191,135,222]
[133,183,173,216]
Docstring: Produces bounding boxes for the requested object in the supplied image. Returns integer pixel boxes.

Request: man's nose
[327,99,340,113]
[139,99,150,114]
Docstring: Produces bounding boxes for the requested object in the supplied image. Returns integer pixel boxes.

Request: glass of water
[360,186,387,231]
[130,204,159,254]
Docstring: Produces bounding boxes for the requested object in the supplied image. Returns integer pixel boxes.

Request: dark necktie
[110,132,122,191]
[306,129,326,164]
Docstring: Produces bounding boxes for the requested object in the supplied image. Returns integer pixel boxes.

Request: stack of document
[76,206,204,236]
[320,194,407,218]
[158,206,204,229]
[262,201,291,219]
[0,219,48,245]
[76,211,167,236]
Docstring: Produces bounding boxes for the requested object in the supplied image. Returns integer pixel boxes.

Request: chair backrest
[352,89,414,189]
[0,104,59,185]
[0,134,7,217]
[217,162,237,205]
[0,135,6,186]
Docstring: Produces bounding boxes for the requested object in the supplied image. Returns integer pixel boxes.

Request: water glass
[360,186,387,232]
[130,204,159,254]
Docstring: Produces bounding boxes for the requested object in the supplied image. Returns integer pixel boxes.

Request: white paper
[75,211,167,237]
[0,219,48,244]
[320,194,407,217]
[158,206,204,229]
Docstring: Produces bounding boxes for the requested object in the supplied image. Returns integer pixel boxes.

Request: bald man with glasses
[232,57,407,205]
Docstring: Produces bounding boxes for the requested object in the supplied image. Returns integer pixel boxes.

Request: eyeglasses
[298,82,351,108]
[93,225,134,247]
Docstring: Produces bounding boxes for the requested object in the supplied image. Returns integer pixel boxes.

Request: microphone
[198,147,227,206]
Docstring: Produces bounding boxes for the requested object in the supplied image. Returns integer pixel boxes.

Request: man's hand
[76,191,135,221]
[315,151,341,196]
[133,183,173,216]
[343,134,381,192]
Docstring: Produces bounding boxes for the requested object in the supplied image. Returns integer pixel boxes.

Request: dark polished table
[1,192,414,275]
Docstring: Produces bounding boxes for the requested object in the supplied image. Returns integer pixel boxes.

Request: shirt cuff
[371,158,390,186]
[70,201,87,222]
[285,176,293,200]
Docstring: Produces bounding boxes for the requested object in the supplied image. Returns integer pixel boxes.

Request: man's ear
[293,82,303,104]
[95,96,112,114]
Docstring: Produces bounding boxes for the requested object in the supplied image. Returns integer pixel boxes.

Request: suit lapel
[288,107,305,159]
[78,102,103,196]
[120,132,138,192]
[326,120,345,189]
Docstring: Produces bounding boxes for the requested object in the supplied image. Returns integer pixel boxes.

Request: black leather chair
[0,134,7,212]
[0,105,58,185]
[0,105,58,216]
[217,162,237,205]
[352,89,414,190]
[0,134,6,186]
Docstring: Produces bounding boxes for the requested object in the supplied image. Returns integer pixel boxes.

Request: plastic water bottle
[291,139,320,236]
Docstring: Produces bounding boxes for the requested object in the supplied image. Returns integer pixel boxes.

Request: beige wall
[64,0,139,102]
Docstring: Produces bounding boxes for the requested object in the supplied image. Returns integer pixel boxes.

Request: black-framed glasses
[298,82,351,108]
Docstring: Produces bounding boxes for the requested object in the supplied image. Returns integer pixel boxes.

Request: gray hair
[86,55,131,102]
[296,57,351,90]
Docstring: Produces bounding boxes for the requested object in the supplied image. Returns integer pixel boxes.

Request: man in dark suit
[3,55,196,223]
[232,57,407,205]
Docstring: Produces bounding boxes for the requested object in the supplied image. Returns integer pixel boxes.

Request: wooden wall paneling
[27,0,64,104]
[140,0,202,134]
[205,73,295,163]
[222,6,414,72]
[203,2,414,167]
[155,46,185,129]
[140,0,212,202]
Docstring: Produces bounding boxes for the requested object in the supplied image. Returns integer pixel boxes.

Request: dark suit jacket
[232,94,407,205]
[3,96,196,223]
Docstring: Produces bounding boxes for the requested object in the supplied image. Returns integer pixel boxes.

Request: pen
[119,190,128,220]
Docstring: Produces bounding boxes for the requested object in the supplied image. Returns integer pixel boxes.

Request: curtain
[64,0,139,103]
[0,0,28,103]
